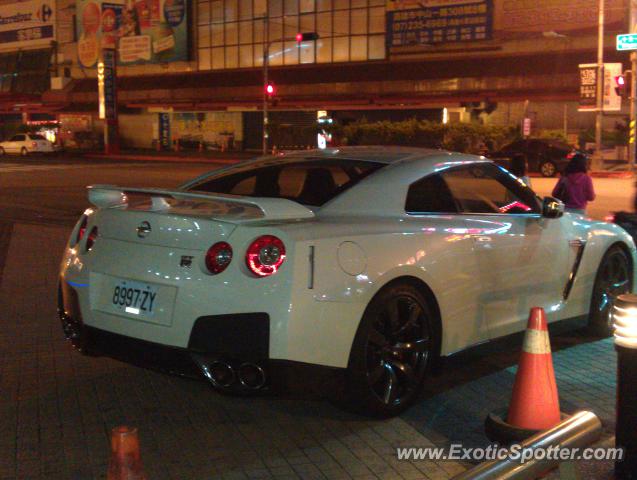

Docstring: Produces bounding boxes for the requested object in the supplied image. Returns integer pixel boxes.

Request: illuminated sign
[0,0,56,50]
[76,0,189,67]
[387,0,492,48]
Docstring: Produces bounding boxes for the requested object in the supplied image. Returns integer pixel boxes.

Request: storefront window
[197,0,385,70]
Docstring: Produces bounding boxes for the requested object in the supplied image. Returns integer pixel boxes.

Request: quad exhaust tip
[207,360,236,388]
[238,363,267,390]
[191,354,267,391]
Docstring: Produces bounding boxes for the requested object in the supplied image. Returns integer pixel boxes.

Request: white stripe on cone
[522,328,552,355]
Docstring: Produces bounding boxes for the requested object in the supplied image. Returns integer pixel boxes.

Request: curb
[83,153,245,165]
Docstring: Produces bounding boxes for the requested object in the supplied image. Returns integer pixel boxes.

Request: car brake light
[604,214,616,223]
[85,227,98,252]
[32,142,37,148]
[246,235,286,277]
[75,216,88,246]
[205,242,233,274]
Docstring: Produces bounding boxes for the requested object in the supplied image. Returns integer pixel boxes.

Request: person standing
[551,153,595,215]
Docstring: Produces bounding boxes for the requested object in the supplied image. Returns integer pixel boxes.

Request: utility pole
[630,0,637,169]
[594,0,605,169]
[262,3,270,156]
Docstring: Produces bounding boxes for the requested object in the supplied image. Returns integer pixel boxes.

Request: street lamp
[612,293,637,478]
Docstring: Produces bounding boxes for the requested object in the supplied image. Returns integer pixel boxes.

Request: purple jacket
[552,172,595,210]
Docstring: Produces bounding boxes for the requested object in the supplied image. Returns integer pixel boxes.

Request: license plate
[111,280,158,316]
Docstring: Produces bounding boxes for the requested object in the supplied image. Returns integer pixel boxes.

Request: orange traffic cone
[506,307,561,430]
[107,426,147,480]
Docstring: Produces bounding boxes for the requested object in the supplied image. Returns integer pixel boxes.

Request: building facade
[0,0,632,150]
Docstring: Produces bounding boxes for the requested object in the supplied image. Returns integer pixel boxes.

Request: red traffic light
[614,74,628,97]
[295,32,319,43]
[265,83,275,96]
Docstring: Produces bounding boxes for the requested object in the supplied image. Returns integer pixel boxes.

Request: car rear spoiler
[87,185,315,221]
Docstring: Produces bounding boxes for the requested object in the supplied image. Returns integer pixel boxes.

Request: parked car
[0,133,57,156]
[58,147,635,417]
[488,138,573,177]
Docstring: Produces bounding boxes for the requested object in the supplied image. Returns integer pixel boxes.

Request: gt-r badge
[180,256,193,268]
[136,221,151,238]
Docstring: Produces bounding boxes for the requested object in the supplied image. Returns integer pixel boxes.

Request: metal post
[630,1,637,170]
[594,0,605,169]
[451,411,601,480]
[613,294,637,479]
[262,3,269,156]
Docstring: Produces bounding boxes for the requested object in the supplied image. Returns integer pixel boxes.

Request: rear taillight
[31,142,37,148]
[246,235,286,277]
[604,214,616,223]
[85,227,98,252]
[205,242,233,274]
[74,216,88,246]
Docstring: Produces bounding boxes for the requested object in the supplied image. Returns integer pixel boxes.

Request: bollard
[613,294,637,479]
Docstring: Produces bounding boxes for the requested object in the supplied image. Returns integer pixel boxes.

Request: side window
[441,163,541,214]
[405,174,458,214]
[10,135,24,141]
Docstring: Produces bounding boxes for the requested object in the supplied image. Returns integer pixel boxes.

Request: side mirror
[542,196,564,218]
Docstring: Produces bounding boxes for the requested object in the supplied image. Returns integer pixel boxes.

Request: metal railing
[452,411,602,480]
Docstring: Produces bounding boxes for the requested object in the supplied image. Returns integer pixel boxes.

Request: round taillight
[205,242,233,274]
[75,216,88,246]
[246,235,286,277]
[85,227,98,252]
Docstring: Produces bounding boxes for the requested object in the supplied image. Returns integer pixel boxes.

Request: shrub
[329,119,518,154]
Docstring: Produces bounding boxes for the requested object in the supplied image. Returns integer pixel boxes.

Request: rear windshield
[187,158,385,207]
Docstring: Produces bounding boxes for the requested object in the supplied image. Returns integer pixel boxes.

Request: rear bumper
[58,281,343,392]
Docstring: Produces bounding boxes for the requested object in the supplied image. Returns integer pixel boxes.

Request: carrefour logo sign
[0,1,56,48]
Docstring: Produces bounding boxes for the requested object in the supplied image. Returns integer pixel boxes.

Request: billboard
[76,0,189,67]
[578,63,623,112]
[0,0,56,50]
[387,0,492,48]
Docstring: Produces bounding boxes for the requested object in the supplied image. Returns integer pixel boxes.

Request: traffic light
[295,32,319,43]
[615,74,628,97]
[265,83,275,98]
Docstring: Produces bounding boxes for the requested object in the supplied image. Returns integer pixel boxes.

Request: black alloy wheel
[344,283,435,417]
[589,245,632,336]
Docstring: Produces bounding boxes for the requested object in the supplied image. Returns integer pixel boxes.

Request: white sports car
[59,147,635,416]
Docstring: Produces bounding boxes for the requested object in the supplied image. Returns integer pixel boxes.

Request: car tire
[342,282,436,417]
[589,245,632,337]
[20,147,28,156]
[540,160,557,177]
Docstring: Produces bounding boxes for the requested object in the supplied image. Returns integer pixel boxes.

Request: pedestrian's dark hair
[509,154,527,178]
[564,153,588,175]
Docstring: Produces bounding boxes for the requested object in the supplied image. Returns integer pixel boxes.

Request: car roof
[280,146,442,164]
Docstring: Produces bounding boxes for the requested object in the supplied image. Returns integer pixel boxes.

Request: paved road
[0,155,625,479]
[0,155,216,226]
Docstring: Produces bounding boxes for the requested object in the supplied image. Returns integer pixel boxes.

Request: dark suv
[488,139,572,177]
